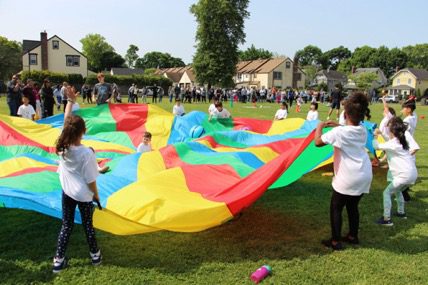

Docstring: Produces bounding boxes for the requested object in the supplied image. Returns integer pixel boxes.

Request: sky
[1,0,427,64]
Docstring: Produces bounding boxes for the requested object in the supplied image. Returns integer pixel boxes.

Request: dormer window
[52,40,59,49]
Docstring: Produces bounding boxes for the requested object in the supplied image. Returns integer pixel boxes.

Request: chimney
[395,66,399,73]
[41,31,48,70]
[351,66,356,74]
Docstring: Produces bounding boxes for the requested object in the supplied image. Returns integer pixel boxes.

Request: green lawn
[0,95,427,284]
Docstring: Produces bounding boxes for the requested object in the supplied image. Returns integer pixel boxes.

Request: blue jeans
[383,182,407,219]
[7,100,18,116]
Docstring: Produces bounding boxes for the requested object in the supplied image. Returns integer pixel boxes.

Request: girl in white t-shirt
[315,93,372,250]
[374,117,419,226]
[306,102,319,121]
[274,102,288,120]
[52,87,101,273]
[209,102,231,120]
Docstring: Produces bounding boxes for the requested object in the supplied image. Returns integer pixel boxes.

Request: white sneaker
[52,257,68,273]
[90,250,102,266]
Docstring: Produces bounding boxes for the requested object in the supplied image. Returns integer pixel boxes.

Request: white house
[22,31,88,77]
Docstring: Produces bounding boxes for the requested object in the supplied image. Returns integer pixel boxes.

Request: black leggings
[330,190,363,241]
[55,192,98,258]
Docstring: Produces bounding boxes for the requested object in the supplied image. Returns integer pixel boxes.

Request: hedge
[21,70,84,86]
[85,74,172,89]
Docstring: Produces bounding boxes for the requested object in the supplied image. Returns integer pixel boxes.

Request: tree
[295,45,323,66]
[0,36,22,81]
[125,44,139,68]
[349,46,377,68]
[100,51,126,70]
[323,46,351,70]
[386,48,408,77]
[190,0,250,87]
[239,44,273,61]
[349,72,378,91]
[135,51,185,69]
[80,34,114,71]
[402,44,428,70]
[302,65,317,86]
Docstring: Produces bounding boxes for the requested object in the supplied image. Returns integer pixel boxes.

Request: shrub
[20,70,84,86]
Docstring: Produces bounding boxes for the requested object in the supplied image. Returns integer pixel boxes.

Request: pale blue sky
[1,0,427,64]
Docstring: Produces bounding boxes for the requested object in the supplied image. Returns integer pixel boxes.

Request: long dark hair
[388,117,409,150]
[344,92,369,125]
[56,115,86,155]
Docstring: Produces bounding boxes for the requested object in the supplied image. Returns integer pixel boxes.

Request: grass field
[0,95,427,284]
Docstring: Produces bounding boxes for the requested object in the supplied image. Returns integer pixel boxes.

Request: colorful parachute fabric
[0,104,334,235]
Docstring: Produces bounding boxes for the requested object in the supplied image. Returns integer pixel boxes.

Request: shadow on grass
[0,167,427,280]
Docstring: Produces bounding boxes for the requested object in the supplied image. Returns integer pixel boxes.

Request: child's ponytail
[388,117,409,150]
[56,115,86,156]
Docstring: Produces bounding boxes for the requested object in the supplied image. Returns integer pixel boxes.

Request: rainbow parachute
[0,104,333,235]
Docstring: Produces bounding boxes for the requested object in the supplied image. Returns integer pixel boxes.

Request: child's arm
[315,121,327,146]
[63,86,77,123]
[87,181,100,203]
[381,96,389,115]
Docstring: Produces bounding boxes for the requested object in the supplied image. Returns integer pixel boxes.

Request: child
[172,98,185,116]
[274,101,288,120]
[306,102,319,121]
[296,96,303,112]
[208,97,218,115]
[314,93,373,250]
[374,117,419,226]
[401,101,417,201]
[137,131,152,153]
[53,87,101,273]
[209,102,231,120]
[17,95,36,120]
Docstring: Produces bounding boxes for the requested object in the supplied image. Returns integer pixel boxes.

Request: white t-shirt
[338,111,346,126]
[57,145,99,202]
[403,114,417,136]
[72,102,80,112]
[137,143,152,153]
[374,137,418,187]
[321,125,372,196]
[17,104,36,120]
[208,104,217,115]
[212,108,231,119]
[173,104,185,116]
[306,110,319,121]
[274,109,288,120]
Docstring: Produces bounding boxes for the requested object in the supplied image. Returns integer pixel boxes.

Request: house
[353,68,388,88]
[22,31,88,77]
[313,70,347,93]
[110,67,145,76]
[388,68,428,97]
[179,68,196,88]
[156,66,191,87]
[234,57,306,89]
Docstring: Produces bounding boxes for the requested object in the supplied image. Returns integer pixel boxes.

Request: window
[273,71,282,80]
[408,79,412,85]
[52,40,59,49]
[29,53,38,65]
[237,73,242,80]
[66,55,80,67]
[397,78,400,84]
[285,61,291,69]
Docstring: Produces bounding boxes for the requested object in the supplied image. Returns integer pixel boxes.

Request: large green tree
[0,36,22,81]
[386,48,408,76]
[239,44,273,61]
[349,72,379,91]
[190,0,250,87]
[100,50,126,70]
[295,45,323,66]
[323,46,351,70]
[125,44,139,68]
[402,44,428,70]
[135,51,185,69]
[80,34,114,71]
[349,45,377,68]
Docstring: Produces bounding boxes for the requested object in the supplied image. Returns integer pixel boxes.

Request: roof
[407,68,428,80]
[111,68,145,76]
[184,69,196,82]
[158,66,191,83]
[164,72,183,83]
[355,68,383,73]
[22,35,87,58]
[236,58,291,74]
[387,84,415,90]
[316,70,347,80]
[22,40,41,53]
